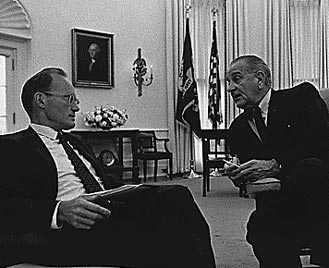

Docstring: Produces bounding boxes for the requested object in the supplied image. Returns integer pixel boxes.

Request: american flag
[208,20,223,128]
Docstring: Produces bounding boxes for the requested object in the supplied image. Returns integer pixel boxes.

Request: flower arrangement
[84,105,128,130]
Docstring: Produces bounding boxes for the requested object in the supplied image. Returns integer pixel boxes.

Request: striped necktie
[57,132,103,193]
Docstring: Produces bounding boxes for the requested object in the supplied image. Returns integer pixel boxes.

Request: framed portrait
[72,28,114,88]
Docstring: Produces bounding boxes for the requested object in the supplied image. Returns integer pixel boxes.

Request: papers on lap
[245,177,281,198]
[85,184,143,199]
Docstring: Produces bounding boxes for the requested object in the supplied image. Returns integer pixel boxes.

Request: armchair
[136,131,173,182]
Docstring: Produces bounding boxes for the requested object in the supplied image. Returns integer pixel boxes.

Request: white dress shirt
[31,124,105,228]
[258,88,272,126]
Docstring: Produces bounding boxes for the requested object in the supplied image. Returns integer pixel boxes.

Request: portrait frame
[72,28,114,89]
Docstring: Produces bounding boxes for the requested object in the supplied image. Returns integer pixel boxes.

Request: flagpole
[182,4,200,179]
[209,7,222,177]
[184,128,201,179]
[175,4,202,179]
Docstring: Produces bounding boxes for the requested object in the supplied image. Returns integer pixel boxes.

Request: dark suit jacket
[0,127,121,233]
[228,82,329,263]
[78,58,108,82]
[228,82,329,176]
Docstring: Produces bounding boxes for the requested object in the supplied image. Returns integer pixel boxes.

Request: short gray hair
[21,67,67,116]
[231,55,272,86]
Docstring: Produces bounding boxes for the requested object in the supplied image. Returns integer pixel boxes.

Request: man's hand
[223,159,281,187]
[57,195,111,229]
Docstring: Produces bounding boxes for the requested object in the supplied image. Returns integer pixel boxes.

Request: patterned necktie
[57,132,103,193]
[253,106,268,143]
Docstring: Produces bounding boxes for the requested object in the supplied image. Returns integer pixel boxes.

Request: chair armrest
[155,137,169,142]
[155,138,171,152]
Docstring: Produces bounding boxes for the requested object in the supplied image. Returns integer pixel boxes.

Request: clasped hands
[57,194,111,230]
[222,158,281,187]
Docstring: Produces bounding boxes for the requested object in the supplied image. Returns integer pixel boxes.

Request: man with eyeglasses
[224,55,329,268]
[0,67,216,268]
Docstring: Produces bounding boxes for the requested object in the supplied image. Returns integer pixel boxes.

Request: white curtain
[166,0,192,174]
[289,0,329,90]
[225,0,249,125]
[319,0,329,89]
[290,0,320,86]
[264,0,294,90]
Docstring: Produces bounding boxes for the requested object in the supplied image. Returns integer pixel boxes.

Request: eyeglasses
[43,92,80,105]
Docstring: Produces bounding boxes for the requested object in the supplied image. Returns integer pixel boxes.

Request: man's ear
[34,92,47,109]
[255,71,266,90]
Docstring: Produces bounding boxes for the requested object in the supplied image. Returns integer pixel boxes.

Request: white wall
[19,0,168,131]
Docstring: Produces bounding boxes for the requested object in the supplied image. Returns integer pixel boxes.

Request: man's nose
[72,102,80,112]
[227,82,236,92]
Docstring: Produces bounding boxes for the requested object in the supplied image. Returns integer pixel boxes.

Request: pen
[223,159,240,168]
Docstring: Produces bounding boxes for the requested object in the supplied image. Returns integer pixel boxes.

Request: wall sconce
[133,48,153,97]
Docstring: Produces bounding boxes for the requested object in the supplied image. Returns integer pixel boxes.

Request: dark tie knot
[245,106,262,119]
[56,132,67,142]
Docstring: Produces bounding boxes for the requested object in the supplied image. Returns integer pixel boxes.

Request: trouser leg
[247,158,329,268]
[127,185,216,268]
[36,185,216,268]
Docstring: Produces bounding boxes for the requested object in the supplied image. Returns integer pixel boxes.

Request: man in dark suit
[78,42,107,82]
[224,55,329,268]
[0,67,216,268]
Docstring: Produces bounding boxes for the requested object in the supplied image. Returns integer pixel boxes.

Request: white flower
[84,105,128,129]
[112,113,119,121]
[95,114,102,122]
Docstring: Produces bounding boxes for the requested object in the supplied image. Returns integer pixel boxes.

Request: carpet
[150,175,258,268]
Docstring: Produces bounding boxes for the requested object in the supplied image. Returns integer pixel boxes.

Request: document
[245,178,281,198]
[86,184,144,199]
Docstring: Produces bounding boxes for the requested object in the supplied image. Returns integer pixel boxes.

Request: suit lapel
[267,90,283,131]
[25,127,56,167]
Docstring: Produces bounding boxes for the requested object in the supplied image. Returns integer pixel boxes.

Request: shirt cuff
[51,201,63,229]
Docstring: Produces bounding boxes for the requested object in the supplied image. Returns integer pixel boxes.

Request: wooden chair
[200,129,230,197]
[136,130,173,182]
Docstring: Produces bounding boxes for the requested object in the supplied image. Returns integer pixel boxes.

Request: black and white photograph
[1,0,329,268]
